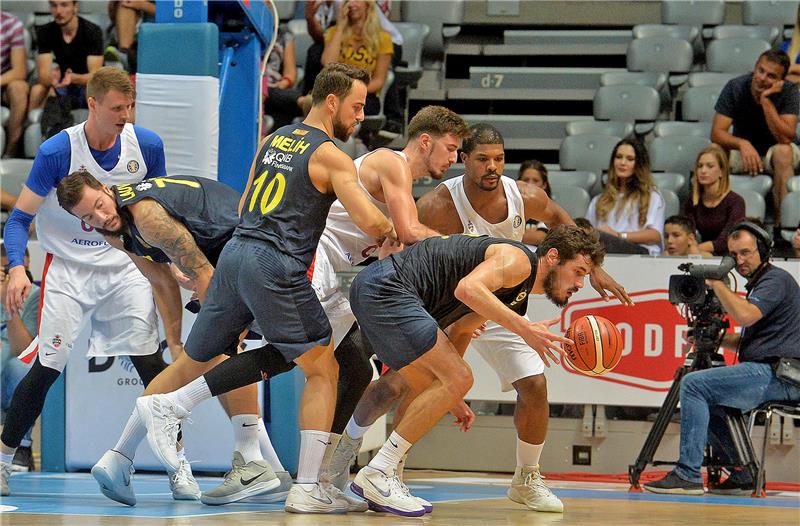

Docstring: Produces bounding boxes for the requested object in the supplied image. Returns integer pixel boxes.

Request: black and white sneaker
[643,471,704,495]
[708,476,754,496]
[11,446,35,472]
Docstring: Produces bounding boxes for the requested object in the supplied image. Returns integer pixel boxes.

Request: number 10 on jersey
[248,170,286,215]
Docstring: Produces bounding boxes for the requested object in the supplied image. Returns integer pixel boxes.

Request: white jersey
[320,148,403,270]
[442,175,526,242]
[35,123,149,266]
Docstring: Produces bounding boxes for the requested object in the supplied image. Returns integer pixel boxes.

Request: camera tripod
[628,348,761,493]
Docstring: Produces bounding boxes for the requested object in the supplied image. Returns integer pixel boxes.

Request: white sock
[368,431,412,474]
[231,414,264,464]
[516,438,544,468]
[257,418,285,472]
[0,451,14,465]
[168,377,212,412]
[319,432,342,476]
[344,416,370,440]
[296,430,330,485]
[113,408,146,460]
[397,452,409,481]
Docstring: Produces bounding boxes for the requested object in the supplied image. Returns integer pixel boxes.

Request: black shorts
[350,259,438,371]
[185,237,332,363]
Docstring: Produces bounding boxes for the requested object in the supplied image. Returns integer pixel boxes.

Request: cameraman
[645,222,800,495]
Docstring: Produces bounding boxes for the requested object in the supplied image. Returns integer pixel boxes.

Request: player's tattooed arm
[128,199,215,302]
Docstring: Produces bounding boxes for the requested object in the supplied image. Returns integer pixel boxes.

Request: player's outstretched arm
[3,187,47,315]
[126,198,215,303]
[317,143,397,243]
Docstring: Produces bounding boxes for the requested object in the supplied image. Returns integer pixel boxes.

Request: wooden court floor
[1,471,798,525]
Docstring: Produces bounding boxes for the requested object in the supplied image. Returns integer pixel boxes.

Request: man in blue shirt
[645,221,800,495]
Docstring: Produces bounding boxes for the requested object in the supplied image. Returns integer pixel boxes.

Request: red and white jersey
[441,175,526,242]
[36,123,149,266]
[320,149,403,270]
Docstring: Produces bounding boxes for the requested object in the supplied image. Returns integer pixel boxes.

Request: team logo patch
[513,215,523,228]
[51,334,62,349]
[136,182,152,191]
[127,160,140,173]
[292,128,309,136]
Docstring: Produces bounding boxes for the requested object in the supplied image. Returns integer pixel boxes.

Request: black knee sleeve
[129,349,169,388]
[331,324,374,434]
[1,359,61,448]
[205,344,296,397]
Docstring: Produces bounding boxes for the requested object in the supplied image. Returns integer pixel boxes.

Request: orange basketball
[563,315,623,376]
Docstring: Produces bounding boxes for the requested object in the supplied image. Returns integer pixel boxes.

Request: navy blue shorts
[349,259,438,370]
[185,237,332,363]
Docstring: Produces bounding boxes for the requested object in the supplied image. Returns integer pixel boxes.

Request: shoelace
[523,471,554,497]
[171,461,195,487]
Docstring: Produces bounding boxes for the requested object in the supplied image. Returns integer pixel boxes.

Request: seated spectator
[711,50,798,224]
[517,160,551,246]
[794,223,800,258]
[663,215,710,257]
[321,0,392,117]
[30,0,104,112]
[781,6,800,83]
[683,144,746,256]
[586,138,666,255]
[0,243,40,472]
[1,12,29,158]
[263,24,302,131]
[303,0,337,94]
[105,1,156,72]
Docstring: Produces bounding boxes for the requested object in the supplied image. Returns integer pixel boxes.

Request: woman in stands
[518,160,552,246]
[321,0,393,116]
[586,137,666,255]
[781,6,800,83]
[683,143,746,257]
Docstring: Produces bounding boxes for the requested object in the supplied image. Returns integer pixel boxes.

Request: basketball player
[56,171,295,505]
[134,63,397,514]
[0,67,199,500]
[328,124,631,513]
[347,227,604,516]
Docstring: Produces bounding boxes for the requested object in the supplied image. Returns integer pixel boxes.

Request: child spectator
[663,215,709,257]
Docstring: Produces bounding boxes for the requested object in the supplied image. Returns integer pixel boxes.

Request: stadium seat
[394,22,430,88]
[653,172,686,194]
[654,121,711,137]
[463,114,576,151]
[705,38,771,73]
[559,134,621,179]
[730,175,773,198]
[682,85,724,122]
[0,126,5,154]
[737,189,767,220]
[0,158,34,197]
[742,0,798,31]
[688,71,737,87]
[565,120,633,138]
[661,0,726,38]
[548,171,598,192]
[661,188,681,218]
[273,0,296,21]
[649,135,711,177]
[23,125,43,159]
[633,24,699,42]
[779,192,800,242]
[600,71,667,91]
[711,25,782,45]
[593,85,660,133]
[787,176,800,193]
[359,70,394,135]
[626,37,693,87]
[287,19,312,86]
[404,1,464,60]
[551,185,591,218]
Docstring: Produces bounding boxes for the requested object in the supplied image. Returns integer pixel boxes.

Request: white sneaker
[507,465,564,513]
[91,450,136,506]
[324,482,368,512]
[1,461,11,496]
[284,482,349,514]
[351,466,426,517]
[243,470,294,503]
[397,455,432,513]
[170,459,201,500]
[325,432,362,491]
[200,451,279,505]
[136,394,189,473]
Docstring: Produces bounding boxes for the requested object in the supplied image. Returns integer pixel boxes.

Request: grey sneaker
[91,449,136,506]
[242,470,293,503]
[284,482,349,514]
[1,460,11,496]
[201,451,280,505]
[325,432,362,491]
[507,465,564,512]
[324,482,368,512]
[170,459,201,500]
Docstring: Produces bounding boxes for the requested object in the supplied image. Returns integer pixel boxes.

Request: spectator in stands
[663,215,709,257]
[781,6,800,83]
[0,244,39,472]
[105,1,156,72]
[303,0,337,94]
[517,160,551,246]
[586,137,666,256]
[263,24,302,131]
[683,144,746,256]
[30,0,104,112]
[711,50,798,225]
[321,0,393,118]
[793,223,800,258]
[1,12,29,158]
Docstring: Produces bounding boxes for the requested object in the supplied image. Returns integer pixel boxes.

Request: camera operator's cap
[731,221,772,260]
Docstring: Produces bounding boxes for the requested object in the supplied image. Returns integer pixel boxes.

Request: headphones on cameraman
[730,221,772,261]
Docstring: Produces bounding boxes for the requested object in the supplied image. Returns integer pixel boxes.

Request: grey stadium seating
[705,38,771,73]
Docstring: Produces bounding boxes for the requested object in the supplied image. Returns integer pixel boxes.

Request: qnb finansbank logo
[559,290,739,392]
